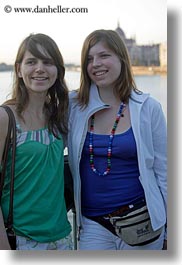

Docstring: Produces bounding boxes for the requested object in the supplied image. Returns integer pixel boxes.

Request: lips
[93,70,108,76]
[32,77,48,80]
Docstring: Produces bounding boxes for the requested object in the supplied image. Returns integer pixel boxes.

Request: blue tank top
[80,127,145,216]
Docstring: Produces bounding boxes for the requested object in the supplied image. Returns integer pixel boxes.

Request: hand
[0,209,11,249]
[162,239,167,250]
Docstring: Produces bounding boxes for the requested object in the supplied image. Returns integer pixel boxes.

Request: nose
[92,57,102,67]
[35,61,45,73]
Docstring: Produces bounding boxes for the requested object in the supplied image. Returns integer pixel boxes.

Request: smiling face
[17,45,58,95]
[87,41,121,90]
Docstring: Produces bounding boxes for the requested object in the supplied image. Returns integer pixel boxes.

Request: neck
[27,93,46,113]
[98,87,120,106]
[22,97,47,124]
[21,100,47,130]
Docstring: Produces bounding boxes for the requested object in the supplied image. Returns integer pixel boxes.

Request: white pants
[79,216,165,250]
[16,234,73,250]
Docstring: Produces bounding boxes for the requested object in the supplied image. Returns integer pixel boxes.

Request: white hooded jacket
[68,84,167,239]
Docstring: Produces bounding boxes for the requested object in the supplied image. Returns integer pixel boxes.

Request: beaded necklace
[89,102,126,176]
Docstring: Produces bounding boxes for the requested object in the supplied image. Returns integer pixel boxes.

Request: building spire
[117,20,120,28]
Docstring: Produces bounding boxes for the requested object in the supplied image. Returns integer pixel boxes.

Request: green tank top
[1,126,71,242]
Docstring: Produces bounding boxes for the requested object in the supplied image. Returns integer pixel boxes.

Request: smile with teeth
[32,77,48,80]
[94,70,108,76]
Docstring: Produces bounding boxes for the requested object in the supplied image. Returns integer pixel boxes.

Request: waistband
[104,198,146,218]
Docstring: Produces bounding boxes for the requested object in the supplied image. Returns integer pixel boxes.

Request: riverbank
[132,66,167,76]
[65,65,167,76]
[0,63,167,76]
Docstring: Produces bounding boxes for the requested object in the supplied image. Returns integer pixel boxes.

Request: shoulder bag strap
[0,106,16,229]
[0,106,13,199]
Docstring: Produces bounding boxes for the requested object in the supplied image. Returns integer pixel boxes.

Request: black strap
[0,106,16,230]
[0,108,12,198]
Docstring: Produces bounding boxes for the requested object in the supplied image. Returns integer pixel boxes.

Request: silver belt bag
[109,204,163,246]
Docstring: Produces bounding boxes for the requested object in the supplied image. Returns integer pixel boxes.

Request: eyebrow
[25,57,36,60]
[88,50,110,56]
[24,57,53,62]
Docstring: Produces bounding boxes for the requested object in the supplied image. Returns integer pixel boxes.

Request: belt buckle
[108,205,130,218]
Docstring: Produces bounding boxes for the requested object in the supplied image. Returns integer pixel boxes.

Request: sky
[0,0,167,65]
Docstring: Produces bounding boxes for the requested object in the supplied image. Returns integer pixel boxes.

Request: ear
[16,63,22,77]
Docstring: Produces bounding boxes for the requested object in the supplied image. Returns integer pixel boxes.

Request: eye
[43,59,55,65]
[87,57,93,63]
[26,59,36,65]
[101,53,110,58]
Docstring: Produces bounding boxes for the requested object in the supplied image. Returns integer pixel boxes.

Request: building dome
[115,22,126,40]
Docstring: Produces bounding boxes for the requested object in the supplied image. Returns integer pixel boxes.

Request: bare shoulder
[0,106,9,124]
[0,107,10,162]
[0,106,10,139]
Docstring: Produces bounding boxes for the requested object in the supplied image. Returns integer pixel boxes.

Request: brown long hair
[78,29,138,107]
[5,33,69,137]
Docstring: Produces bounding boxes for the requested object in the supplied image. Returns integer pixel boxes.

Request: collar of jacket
[88,83,150,107]
[69,83,150,113]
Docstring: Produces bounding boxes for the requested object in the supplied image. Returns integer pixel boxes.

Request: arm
[0,208,10,249]
[0,107,9,161]
[0,107,11,249]
[151,102,167,243]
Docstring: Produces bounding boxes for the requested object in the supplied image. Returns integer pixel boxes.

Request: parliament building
[115,23,167,67]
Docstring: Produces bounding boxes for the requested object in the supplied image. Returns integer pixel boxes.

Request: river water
[0,71,167,118]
